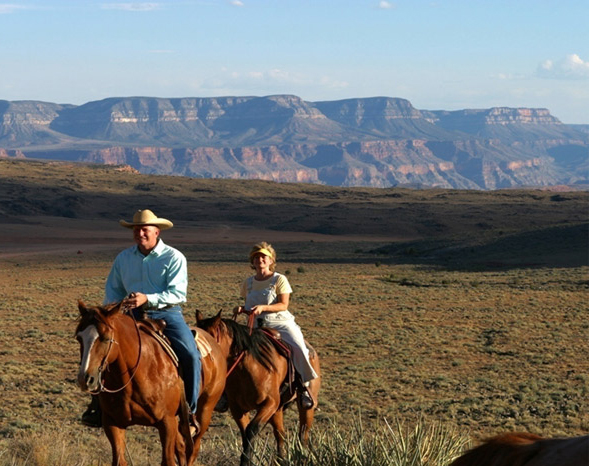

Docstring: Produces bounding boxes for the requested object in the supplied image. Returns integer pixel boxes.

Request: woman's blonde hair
[249,241,276,272]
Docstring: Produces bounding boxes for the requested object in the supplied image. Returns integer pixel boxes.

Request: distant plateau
[1,95,587,189]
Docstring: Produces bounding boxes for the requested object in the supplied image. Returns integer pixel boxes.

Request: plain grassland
[0,245,587,464]
[0,158,587,464]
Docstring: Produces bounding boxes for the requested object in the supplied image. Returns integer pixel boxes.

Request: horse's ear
[103,301,124,317]
[195,309,203,324]
[212,310,223,327]
[78,300,89,316]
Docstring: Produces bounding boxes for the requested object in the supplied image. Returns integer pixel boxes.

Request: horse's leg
[157,415,181,466]
[297,401,315,445]
[188,399,215,465]
[269,408,287,460]
[103,424,128,466]
[176,390,194,466]
[175,430,187,466]
[241,400,280,466]
[298,353,320,445]
[232,412,253,466]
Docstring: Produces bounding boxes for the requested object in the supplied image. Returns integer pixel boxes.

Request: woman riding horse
[233,242,318,408]
[197,310,321,466]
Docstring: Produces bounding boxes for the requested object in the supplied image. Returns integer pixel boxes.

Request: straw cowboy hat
[119,209,173,230]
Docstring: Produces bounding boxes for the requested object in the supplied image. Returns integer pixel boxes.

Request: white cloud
[377,1,395,9]
[0,4,28,14]
[199,68,348,95]
[230,0,244,6]
[319,76,349,90]
[100,3,162,12]
[537,54,589,80]
[496,72,526,81]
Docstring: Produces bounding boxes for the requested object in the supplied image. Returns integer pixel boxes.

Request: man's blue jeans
[145,307,201,414]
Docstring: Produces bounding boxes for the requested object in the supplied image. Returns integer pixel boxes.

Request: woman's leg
[271,320,317,383]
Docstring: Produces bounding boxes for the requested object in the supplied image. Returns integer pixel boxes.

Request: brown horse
[75,301,226,466]
[449,432,589,466]
[196,310,321,466]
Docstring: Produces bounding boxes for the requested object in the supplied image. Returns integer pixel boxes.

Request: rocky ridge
[0,96,587,189]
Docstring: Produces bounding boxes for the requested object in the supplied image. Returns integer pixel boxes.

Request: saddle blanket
[194,327,213,359]
[138,321,212,366]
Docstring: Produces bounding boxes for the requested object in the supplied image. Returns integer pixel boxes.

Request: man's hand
[124,292,148,309]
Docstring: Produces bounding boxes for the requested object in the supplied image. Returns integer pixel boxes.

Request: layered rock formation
[1,96,587,189]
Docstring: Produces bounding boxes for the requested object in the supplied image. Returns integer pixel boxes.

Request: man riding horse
[81,209,202,435]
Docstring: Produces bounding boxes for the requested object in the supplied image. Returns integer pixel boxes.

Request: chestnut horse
[449,432,589,466]
[196,310,321,466]
[75,301,226,466]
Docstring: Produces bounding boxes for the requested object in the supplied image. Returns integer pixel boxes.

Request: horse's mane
[450,433,544,466]
[222,319,277,372]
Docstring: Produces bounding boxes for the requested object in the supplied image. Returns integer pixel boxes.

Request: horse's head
[75,300,123,393]
[195,310,224,337]
[195,310,233,352]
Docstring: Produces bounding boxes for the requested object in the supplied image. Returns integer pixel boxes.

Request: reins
[91,303,143,394]
[224,310,256,377]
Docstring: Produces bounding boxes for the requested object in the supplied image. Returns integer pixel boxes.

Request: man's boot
[81,395,102,427]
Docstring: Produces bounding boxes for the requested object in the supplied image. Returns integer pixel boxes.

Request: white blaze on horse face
[77,325,99,390]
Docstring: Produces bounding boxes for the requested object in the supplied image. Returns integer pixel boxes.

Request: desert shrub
[245,417,469,466]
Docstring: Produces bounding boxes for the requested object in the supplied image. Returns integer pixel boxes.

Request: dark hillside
[1,158,587,269]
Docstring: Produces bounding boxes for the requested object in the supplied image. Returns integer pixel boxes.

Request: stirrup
[189,413,200,438]
[299,389,314,409]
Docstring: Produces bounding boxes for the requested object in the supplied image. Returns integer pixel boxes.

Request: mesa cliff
[1,96,587,189]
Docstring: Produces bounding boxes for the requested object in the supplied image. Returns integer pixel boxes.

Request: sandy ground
[1,216,396,258]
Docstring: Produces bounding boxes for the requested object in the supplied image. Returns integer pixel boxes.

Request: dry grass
[0,245,587,464]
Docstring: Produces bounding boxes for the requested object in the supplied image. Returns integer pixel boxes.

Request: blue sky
[1,1,587,123]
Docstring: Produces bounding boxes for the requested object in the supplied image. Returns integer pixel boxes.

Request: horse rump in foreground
[449,432,589,466]
[196,310,321,466]
[75,301,226,466]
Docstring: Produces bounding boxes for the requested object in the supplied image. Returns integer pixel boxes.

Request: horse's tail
[177,382,193,461]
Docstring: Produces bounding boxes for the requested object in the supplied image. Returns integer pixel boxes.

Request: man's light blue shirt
[104,239,188,309]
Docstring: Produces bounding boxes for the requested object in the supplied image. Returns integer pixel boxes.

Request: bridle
[88,305,143,394]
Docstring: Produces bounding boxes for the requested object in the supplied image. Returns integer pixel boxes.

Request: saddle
[136,318,179,367]
[258,326,299,406]
[135,316,213,367]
